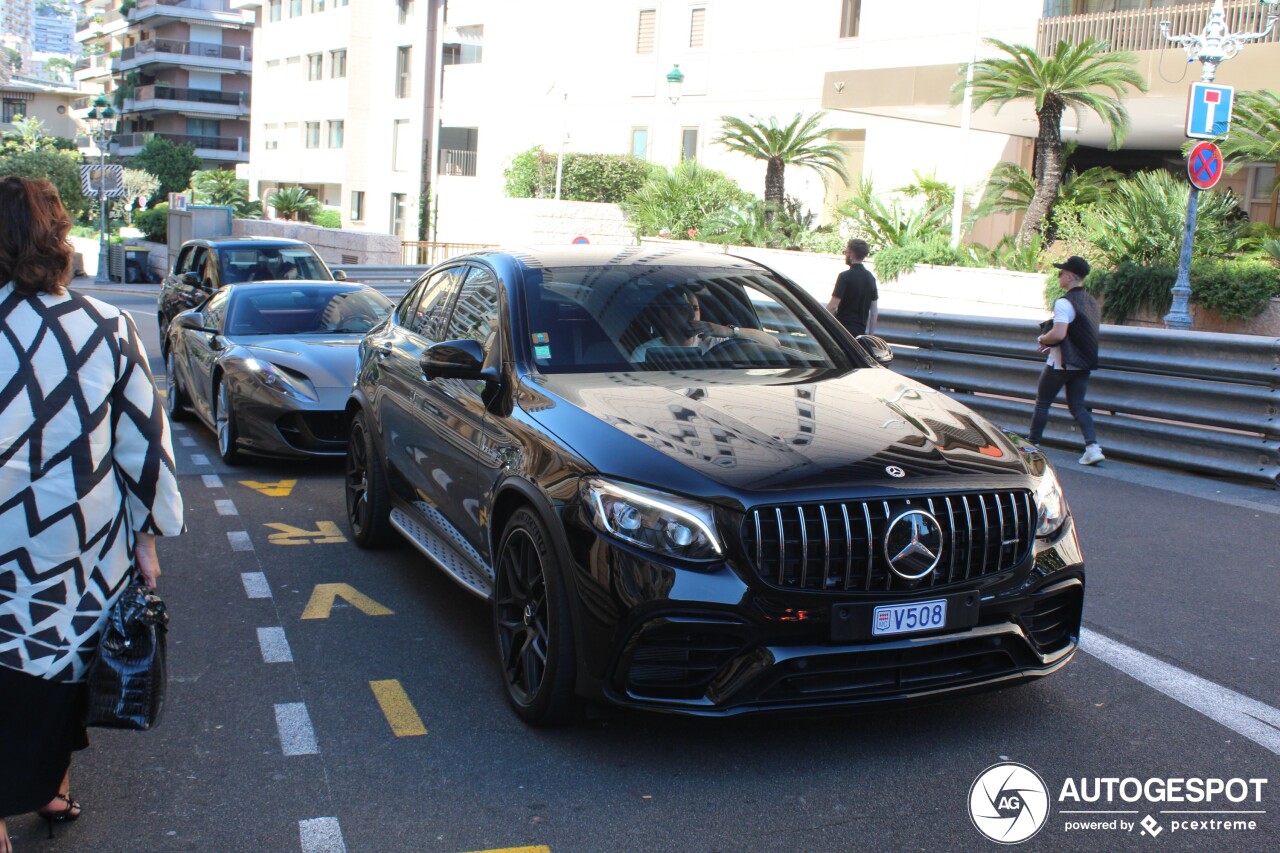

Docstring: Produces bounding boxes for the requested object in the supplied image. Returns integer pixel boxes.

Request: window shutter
[636,10,656,54]
[689,8,705,49]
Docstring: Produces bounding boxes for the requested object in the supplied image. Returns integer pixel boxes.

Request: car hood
[228,335,361,389]
[522,367,1033,501]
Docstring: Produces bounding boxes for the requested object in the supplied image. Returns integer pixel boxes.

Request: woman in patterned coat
[0,177,184,850]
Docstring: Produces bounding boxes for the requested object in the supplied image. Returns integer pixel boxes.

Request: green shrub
[1080,263,1171,323]
[0,148,90,221]
[620,161,751,237]
[134,203,168,243]
[503,146,656,203]
[1053,258,1280,323]
[873,235,982,282]
[310,208,341,228]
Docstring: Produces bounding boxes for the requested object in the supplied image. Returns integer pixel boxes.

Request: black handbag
[83,582,169,730]
[1038,318,1055,335]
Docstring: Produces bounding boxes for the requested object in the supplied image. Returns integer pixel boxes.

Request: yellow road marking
[265,521,346,545]
[301,583,394,619]
[240,479,298,497]
[369,680,427,737]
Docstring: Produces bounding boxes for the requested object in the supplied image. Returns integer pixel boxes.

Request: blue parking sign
[1185,82,1234,139]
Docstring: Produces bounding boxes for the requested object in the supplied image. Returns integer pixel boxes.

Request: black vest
[1061,287,1100,371]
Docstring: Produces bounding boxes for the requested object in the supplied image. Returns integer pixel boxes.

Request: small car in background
[166,282,392,464]
[157,237,343,350]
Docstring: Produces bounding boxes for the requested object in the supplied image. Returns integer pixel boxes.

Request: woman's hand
[134,533,161,589]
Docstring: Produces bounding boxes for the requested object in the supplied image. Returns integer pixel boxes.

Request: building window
[689,7,705,49]
[442,26,484,65]
[268,0,282,22]
[390,193,407,238]
[307,53,323,81]
[335,0,347,5]
[438,126,478,176]
[264,122,279,150]
[397,0,412,24]
[1,99,25,123]
[305,121,321,148]
[330,48,347,78]
[289,0,302,16]
[310,0,324,11]
[187,118,219,141]
[350,190,364,221]
[839,0,860,38]
[630,127,648,159]
[637,9,656,54]
[328,120,344,148]
[395,46,412,98]
[681,127,698,161]
[392,119,411,171]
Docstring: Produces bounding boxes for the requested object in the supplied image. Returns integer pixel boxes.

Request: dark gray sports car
[165,282,393,463]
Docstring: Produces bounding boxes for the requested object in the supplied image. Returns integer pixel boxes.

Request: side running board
[390,505,493,600]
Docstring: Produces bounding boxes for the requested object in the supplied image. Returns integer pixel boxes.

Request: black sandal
[37,792,82,838]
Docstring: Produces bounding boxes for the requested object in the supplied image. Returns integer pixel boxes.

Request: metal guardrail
[877,311,1280,487]
[399,242,492,265]
[333,265,430,284]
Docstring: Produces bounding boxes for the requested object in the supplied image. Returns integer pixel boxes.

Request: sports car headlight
[243,358,317,401]
[1034,465,1068,538]
[582,478,723,561]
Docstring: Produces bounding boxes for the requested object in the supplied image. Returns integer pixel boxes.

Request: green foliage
[267,185,320,221]
[1265,238,1280,264]
[836,177,949,252]
[502,146,655,203]
[42,57,75,81]
[111,168,160,224]
[873,235,981,283]
[190,169,261,218]
[310,208,341,228]
[131,136,201,203]
[134,203,169,243]
[620,161,752,237]
[705,196,820,249]
[2,47,21,72]
[714,112,849,213]
[1212,89,1280,227]
[0,147,89,221]
[1082,259,1280,324]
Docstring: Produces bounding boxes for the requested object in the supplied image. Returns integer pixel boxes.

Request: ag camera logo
[969,762,1051,844]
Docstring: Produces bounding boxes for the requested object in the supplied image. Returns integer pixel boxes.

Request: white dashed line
[202,474,223,488]
[241,572,271,599]
[274,703,319,756]
[227,531,253,551]
[190,454,210,466]
[215,500,239,516]
[1082,628,1280,757]
[257,627,294,663]
[298,817,346,853]
[179,436,197,447]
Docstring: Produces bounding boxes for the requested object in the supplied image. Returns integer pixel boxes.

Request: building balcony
[114,131,250,162]
[73,54,114,81]
[121,85,250,117]
[118,39,252,73]
[1037,0,1280,53]
[438,149,477,177]
[75,9,128,43]
[131,0,246,28]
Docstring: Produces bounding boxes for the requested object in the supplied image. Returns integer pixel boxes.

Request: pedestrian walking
[826,238,878,336]
[1030,255,1105,465]
[0,177,184,851]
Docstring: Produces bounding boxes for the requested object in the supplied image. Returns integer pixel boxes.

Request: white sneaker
[1078,445,1105,466]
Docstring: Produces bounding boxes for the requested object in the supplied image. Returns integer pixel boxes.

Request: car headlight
[243,358,317,401]
[582,477,724,561]
[1034,465,1068,538]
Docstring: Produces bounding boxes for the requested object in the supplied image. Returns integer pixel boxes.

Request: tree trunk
[1017,99,1065,249]
[764,158,785,223]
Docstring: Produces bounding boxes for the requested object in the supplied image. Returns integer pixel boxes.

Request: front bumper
[225,383,351,458]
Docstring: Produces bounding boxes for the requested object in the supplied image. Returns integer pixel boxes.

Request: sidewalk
[71,274,160,297]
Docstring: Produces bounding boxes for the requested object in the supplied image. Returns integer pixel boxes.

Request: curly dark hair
[0,176,74,296]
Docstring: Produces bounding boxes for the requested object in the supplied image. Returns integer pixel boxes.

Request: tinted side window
[173,247,192,275]
[409,267,465,340]
[444,266,499,346]
[204,288,231,330]
[394,276,430,327]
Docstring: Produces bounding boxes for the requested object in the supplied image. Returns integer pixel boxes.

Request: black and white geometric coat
[0,283,184,682]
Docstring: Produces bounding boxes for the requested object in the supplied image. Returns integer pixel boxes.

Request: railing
[399,241,493,265]
[1038,0,1280,52]
[876,310,1279,487]
[120,39,251,63]
[74,55,113,74]
[332,265,431,285]
[76,10,125,33]
[140,0,233,11]
[438,149,477,177]
[130,85,247,106]
[115,131,250,152]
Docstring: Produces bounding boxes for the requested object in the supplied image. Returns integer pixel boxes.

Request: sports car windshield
[520,264,855,373]
[226,287,393,336]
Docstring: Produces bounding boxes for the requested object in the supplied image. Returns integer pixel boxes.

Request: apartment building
[73,0,252,166]
[35,5,79,56]
[2,0,36,73]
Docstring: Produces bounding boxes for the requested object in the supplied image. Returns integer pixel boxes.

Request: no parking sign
[1186,141,1224,191]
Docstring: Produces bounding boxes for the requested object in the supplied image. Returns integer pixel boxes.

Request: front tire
[215,380,241,465]
[494,508,578,726]
[165,350,191,422]
[345,411,395,548]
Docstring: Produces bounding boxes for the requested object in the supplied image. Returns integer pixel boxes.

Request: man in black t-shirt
[826,239,878,336]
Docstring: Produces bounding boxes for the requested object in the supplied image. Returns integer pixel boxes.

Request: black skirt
[0,665,89,818]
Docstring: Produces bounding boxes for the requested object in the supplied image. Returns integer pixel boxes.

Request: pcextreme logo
[968,764,1269,844]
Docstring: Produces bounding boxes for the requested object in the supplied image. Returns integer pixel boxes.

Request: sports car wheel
[345,411,395,548]
[165,350,191,422]
[494,508,577,726]
[216,380,241,465]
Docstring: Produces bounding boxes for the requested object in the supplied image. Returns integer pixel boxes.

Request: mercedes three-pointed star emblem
[884,510,944,580]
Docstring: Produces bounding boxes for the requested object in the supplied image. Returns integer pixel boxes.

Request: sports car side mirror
[421,339,497,381]
[333,270,347,281]
[856,334,894,366]
[176,312,217,334]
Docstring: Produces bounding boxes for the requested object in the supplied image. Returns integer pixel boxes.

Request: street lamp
[666,64,684,105]
[1158,0,1278,330]
[85,94,117,284]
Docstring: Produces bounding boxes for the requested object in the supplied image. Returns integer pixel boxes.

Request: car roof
[223,281,373,296]
[183,237,317,249]
[459,245,772,272]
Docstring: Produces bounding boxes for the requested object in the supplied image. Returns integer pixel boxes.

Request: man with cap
[1030,255,1104,465]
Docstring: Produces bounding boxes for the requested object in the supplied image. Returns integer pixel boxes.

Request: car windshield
[219,245,332,284]
[226,287,392,336]
[521,264,853,374]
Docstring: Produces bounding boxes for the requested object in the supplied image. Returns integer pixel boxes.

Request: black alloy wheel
[345,411,395,548]
[494,508,577,726]
[165,350,191,422]
[215,380,241,465]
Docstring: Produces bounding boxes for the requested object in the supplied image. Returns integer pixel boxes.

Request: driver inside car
[629,287,779,363]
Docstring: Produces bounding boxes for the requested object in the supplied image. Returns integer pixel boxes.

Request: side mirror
[420,339,496,381]
[332,269,347,281]
[856,334,894,366]
[179,272,200,287]
[176,312,216,333]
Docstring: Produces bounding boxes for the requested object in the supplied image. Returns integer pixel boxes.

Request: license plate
[872,599,947,637]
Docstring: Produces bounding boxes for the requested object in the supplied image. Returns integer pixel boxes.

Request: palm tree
[714,112,849,222]
[1214,89,1280,228]
[961,38,1146,247]
[267,185,319,221]
[3,115,45,151]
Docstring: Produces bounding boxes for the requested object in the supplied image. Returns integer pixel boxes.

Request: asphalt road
[7,286,1275,853]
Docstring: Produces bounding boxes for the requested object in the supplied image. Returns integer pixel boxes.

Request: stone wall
[231,219,402,265]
